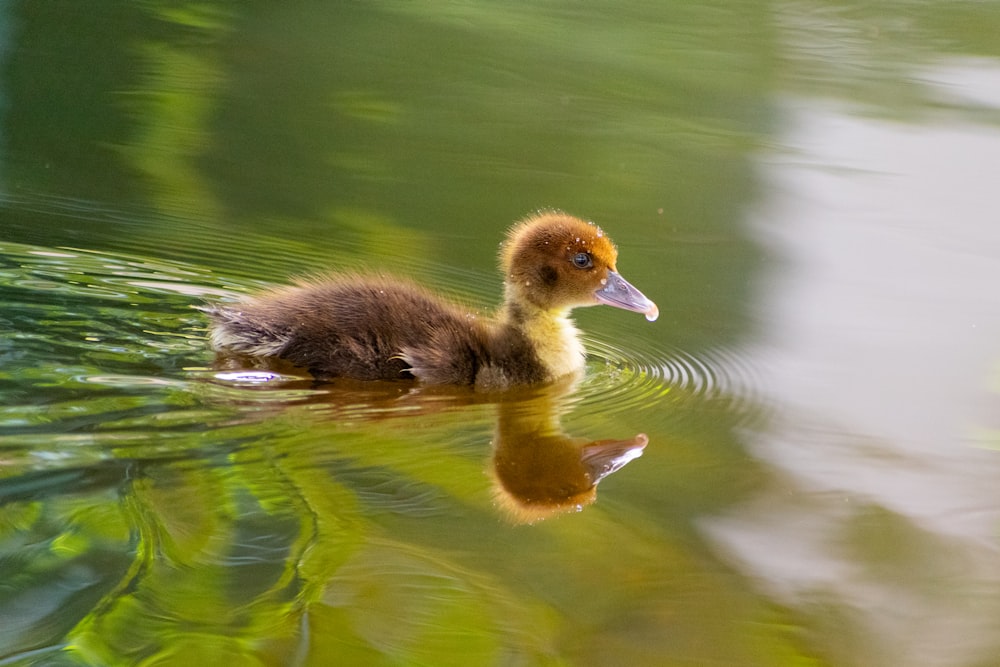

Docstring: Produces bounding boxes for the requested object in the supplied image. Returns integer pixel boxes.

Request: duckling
[203,211,658,390]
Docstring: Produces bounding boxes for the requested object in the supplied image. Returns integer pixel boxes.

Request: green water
[2,2,1000,665]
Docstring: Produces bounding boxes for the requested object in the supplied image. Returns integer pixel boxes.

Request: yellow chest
[524,313,586,379]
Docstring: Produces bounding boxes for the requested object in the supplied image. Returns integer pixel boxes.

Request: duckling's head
[501,212,658,320]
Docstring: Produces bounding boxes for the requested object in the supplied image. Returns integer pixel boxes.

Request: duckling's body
[207,275,560,388]
[204,212,657,390]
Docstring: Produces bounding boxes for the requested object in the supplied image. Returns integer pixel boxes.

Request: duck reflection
[206,368,648,522]
[489,384,647,524]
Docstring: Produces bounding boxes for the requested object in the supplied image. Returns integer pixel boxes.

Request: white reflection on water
[706,60,1000,666]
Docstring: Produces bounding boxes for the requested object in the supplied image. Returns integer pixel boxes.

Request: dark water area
[1,2,1000,666]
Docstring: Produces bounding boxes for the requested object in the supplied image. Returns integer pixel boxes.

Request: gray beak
[594,270,659,321]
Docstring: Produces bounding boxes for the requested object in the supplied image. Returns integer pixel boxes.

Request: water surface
[1,2,1000,666]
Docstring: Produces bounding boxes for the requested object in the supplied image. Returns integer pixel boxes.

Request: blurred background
[1,2,999,665]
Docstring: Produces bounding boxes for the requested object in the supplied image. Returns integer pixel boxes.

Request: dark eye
[572,252,593,269]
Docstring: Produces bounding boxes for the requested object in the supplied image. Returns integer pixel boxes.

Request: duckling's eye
[572,252,593,269]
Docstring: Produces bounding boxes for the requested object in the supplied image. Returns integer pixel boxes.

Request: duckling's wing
[399,324,486,386]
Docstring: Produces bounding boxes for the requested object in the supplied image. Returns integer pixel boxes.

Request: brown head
[500,211,658,319]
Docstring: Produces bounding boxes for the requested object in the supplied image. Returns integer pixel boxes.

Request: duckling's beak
[594,271,659,322]
[581,433,649,484]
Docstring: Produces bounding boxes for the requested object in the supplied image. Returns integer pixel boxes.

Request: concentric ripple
[579,335,769,424]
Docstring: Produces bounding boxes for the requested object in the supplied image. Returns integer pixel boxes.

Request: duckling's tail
[198,304,290,357]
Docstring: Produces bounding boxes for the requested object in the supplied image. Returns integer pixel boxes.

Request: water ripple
[579,335,767,423]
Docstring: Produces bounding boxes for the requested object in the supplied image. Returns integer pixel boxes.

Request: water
[1,2,999,666]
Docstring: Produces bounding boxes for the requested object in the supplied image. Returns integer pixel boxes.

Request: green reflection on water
[1,0,998,665]
[1,403,783,666]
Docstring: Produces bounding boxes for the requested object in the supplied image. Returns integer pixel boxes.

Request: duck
[202,211,658,390]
